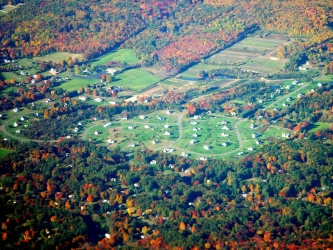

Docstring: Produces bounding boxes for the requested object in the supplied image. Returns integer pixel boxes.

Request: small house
[193,128,197,131]
[258,99,263,103]
[286,97,291,102]
[221,142,229,147]
[222,125,229,130]
[79,96,87,101]
[152,140,158,144]
[311,89,315,93]
[15,130,21,134]
[237,151,244,156]
[128,126,135,130]
[181,152,188,157]
[247,147,254,151]
[190,121,197,125]
[94,131,99,135]
[13,122,19,127]
[292,80,298,85]
[164,124,169,128]
[150,160,157,165]
[20,117,25,121]
[193,133,198,138]
[204,145,210,150]
[94,98,102,102]
[164,131,171,136]
[282,133,290,138]
[107,139,115,144]
[190,139,196,144]
[252,133,257,138]
[139,115,145,120]
[144,125,150,129]
[256,140,260,145]
[297,93,303,98]
[199,157,207,161]
[166,110,171,115]
[128,143,136,147]
[13,108,18,113]
[318,83,323,87]
[250,123,255,129]
[285,85,290,90]
[193,115,201,120]
[221,133,229,137]
[109,101,116,105]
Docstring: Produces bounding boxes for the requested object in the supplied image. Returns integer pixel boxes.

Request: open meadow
[91,49,140,66]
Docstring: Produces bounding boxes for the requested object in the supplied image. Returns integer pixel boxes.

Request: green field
[57,78,98,92]
[113,69,160,91]
[241,58,286,74]
[34,52,84,63]
[0,148,14,157]
[91,49,140,66]
[309,122,331,133]
[316,74,333,82]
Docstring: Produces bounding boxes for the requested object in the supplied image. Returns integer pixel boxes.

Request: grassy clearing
[91,49,140,66]
[159,80,183,88]
[309,122,331,133]
[112,69,160,91]
[241,58,286,74]
[175,116,239,155]
[316,74,333,82]
[0,148,14,157]
[57,78,98,92]
[34,52,83,63]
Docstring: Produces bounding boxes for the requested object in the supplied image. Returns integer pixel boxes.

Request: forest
[0,0,332,74]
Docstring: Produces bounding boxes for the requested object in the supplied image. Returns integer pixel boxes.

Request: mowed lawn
[0,148,14,157]
[309,122,331,133]
[34,52,84,63]
[113,69,160,91]
[181,63,226,78]
[91,49,140,66]
[58,78,98,92]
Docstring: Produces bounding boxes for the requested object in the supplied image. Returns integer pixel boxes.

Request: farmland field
[309,122,331,133]
[34,52,84,63]
[57,78,98,92]
[180,63,229,78]
[91,49,140,66]
[112,68,160,91]
[202,35,289,74]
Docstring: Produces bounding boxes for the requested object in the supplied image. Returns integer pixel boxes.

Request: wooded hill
[0,0,332,73]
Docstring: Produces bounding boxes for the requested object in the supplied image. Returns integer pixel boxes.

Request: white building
[256,140,260,145]
[221,133,229,137]
[164,131,171,136]
[78,96,87,101]
[190,121,197,125]
[128,126,135,130]
[286,97,291,102]
[199,157,207,161]
[139,115,145,119]
[222,125,229,130]
[248,147,254,151]
[190,139,196,144]
[152,140,158,144]
[181,152,188,157]
[13,122,18,127]
[282,133,290,138]
[166,110,171,115]
[318,83,323,87]
[104,122,112,128]
[94,131,99,135]
[20,117,25,121]
[163,148,174,153]
[221,142,228,147]
[250,123,255,129]
[15,130,21,134]
[164,124,169,128]
[150,160,157,165]
[94,98,103,102]
[109,101,116,105]
[193,115,201,120]
[128,143,136,147]
[107,139,115,144]
[193,133,198,138]
[204,145,210,150]
[252,133,257,138]
[237,151,244,156]
[292,80,298,85]
[144,125,150,129]
[13,108,18,113]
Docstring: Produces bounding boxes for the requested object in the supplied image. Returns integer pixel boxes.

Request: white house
[190,139,196,144]
[193,133,198,138]
[199,157,207,161]
[282,103,287,107]
[193,128,198,131]
[104,122,112,128]
[311,89,315,93]
[109,101,116,105]
[79,96,87,101]
[270,94,274,98]
[163,148,174,153]
[204,145,210,150]
[74,127,79,133]
[94,98,103,102]
[292,80,298,85]
[222,125,229,130]
[152,140,158,144]
[106,68,118,76]
[15,130,21,134]
[221,133,229,137]
[144,125,150,129]
[221,142,229,147]
[128,126,135,130]
[286,97,291,102]
[164,131,171,136]
[68,195,75,199]
[297,93,303,98]
[20,117,25,121]
[193,115,201,120]
[258,99,263,103]
[248,147,254,151]
[166,110,171,115]
[13,122,19,127]
[190,121,197,125]
[250,123,255,129]
[256,140,260,145]
[282,133,290,138]
[139,115,145,119]
[150,160,157,165]
[285,85,290,90]
[94,131,99,135]
[181,152,188,157]
[318,82,323,87]
[13,108,18,113]
[164,124,169,128]
[298,66,308,71]
[107,139,115,144]
[252,133,257,138]
[128,143,136,147]
[220,121,227,125]
[50,68,58,75]
[237,151,244,156]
